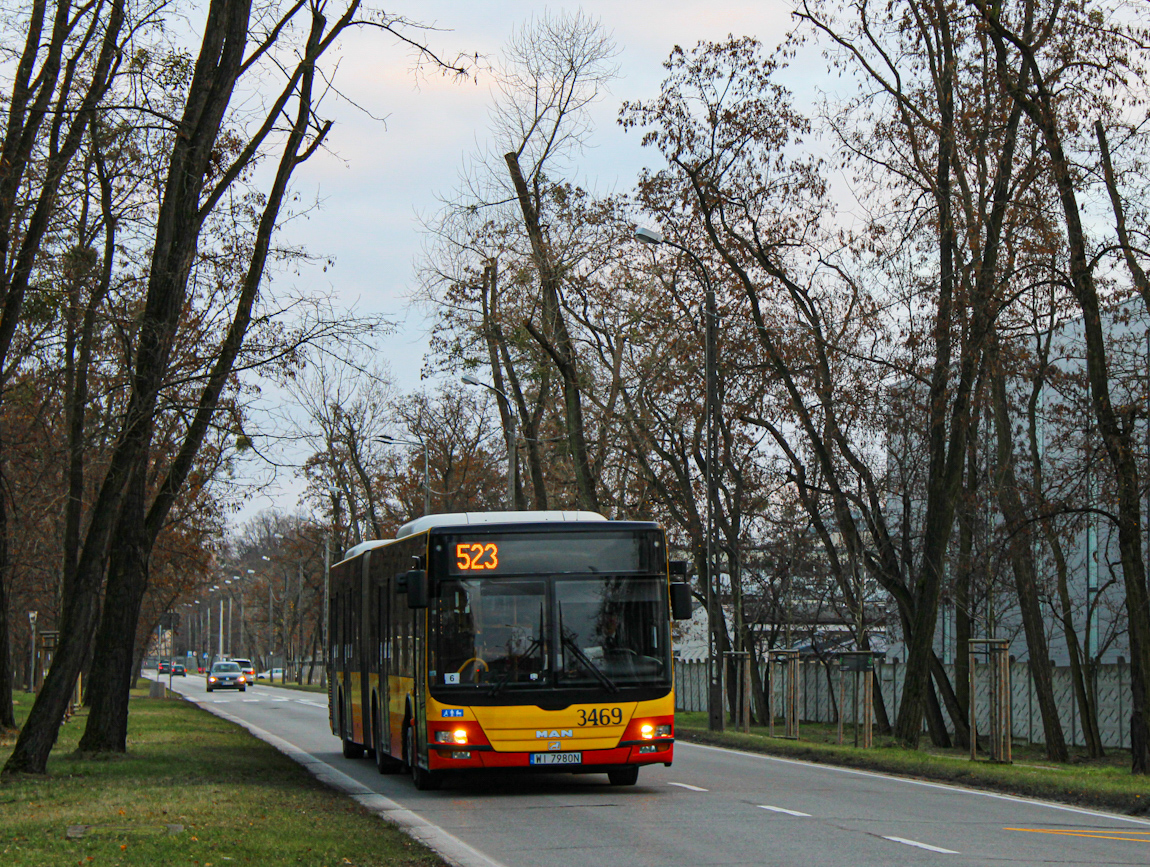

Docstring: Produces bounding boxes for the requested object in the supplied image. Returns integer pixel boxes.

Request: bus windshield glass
[435,579,549,688]
[554,577,668,687]
[432,574,670,694]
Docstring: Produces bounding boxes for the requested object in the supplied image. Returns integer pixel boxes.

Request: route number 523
[456,542,498,571]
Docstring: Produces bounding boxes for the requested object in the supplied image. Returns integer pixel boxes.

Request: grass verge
[676,712,1150,814]
[0,685,444,867]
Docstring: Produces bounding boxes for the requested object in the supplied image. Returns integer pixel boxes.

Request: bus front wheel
[406,725,441,791]
[608,766,639,786]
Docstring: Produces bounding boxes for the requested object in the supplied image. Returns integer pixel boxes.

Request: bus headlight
[434,729,470,745]
[640,723,672,739]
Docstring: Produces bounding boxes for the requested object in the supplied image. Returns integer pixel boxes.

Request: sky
[231,1,807,523]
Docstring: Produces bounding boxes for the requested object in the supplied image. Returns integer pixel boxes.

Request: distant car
[233,658,256,683]
[172,663,186,676]
[158,660,170,674]
[206,661,247,692]
[257,668,284,681]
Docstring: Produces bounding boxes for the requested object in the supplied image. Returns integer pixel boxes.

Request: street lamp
[461,374,518,510]
[378,435,430,516]
[636,225,724,733]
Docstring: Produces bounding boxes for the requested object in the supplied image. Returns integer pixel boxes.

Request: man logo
[536,729,573,738]
[548,741,561,750]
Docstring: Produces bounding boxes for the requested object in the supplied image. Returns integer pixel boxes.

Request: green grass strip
[676,712,1150,814]
[0,686,444,867]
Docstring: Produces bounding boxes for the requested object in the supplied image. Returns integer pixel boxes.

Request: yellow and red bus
[328,511,692,790]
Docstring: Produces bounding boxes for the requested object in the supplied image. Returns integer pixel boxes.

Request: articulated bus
[327,511,692,790]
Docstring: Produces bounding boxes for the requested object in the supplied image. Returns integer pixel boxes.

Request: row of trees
[362,3,1149,772]
[0,1,465,775]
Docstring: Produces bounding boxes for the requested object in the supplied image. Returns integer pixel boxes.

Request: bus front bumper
[428,739,673,770]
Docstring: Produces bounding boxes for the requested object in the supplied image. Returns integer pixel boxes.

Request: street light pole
[377,436,430,515]
[27,611,37,692]
[461,374,517,510]
[636,225,724,732]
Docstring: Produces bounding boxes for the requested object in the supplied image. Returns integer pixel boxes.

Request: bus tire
[407,725,440,791]
[608,766,639,786]
[342,737,364,759]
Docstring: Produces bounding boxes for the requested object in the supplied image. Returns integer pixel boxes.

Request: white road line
[242,699,262,703]
[882,836,959,855]
[757,805,811,817]
[679,742,1150,827]
[667,782,708,792]
[296,699,328,708]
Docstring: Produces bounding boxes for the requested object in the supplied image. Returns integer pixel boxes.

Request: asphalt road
[154,672,1150,866]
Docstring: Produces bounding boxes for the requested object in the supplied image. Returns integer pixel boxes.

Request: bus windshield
[432,575,670,694]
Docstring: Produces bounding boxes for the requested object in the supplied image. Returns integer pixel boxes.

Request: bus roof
[396,510,607,539]
[338,511,610,562]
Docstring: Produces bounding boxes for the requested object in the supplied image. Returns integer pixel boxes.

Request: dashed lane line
[882,836,959,855]
[758,805,811,817]
[666,782,708,792]
[679,741,1150,828]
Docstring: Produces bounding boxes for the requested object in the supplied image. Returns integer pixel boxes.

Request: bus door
[374,562,391,755]
[357,551,372,744]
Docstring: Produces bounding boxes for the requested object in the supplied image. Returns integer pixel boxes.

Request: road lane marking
[883,836,958,854]
[758,805,811,817]
[679,742,1150,827]
[296,699,328,708]
[1006,828,1150,843]
[667,782,708,791]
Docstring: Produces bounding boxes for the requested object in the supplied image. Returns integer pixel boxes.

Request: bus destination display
[442,533,646,576]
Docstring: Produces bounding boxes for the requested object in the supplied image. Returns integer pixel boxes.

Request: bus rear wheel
[608,766,639,786]
[342,737,364,759]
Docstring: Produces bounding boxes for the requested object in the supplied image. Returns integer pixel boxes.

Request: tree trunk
[77,465,148,753]
[924,670,952,749]
[504,151,599,512]
[979,0,1150,774]
[989,347,1067,761]
[76,0,344,755]
[0,468,14,730]
[2,0,252,776]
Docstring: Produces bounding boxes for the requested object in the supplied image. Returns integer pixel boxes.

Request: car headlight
[238,676,245,683]
[208,677,217,683]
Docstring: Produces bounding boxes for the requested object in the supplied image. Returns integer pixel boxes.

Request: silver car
[206,661,247,692]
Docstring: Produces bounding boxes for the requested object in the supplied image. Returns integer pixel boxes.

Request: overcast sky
[233,1,809,521]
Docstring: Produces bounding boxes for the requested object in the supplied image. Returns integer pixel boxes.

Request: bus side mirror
[670,582,693,620]
[406,570,429,609]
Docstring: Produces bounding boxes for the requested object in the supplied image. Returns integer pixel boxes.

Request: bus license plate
[530,752,582,765]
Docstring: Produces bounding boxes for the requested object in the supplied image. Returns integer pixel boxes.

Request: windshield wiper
[558,603,619,693]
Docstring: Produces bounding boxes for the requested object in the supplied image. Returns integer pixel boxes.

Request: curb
[154,678,508,867]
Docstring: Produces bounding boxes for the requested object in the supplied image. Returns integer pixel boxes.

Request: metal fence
[674,657,1136,749]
